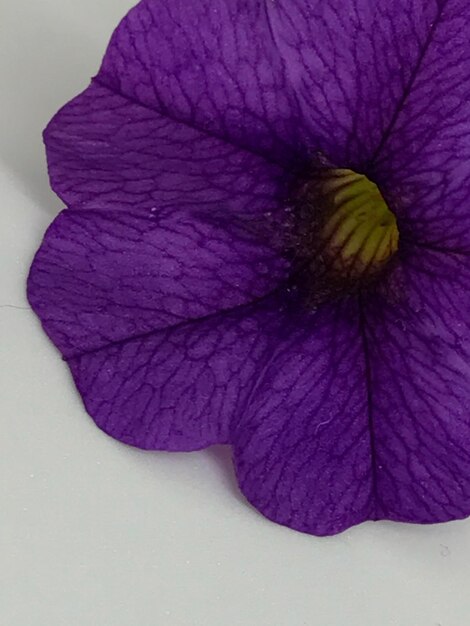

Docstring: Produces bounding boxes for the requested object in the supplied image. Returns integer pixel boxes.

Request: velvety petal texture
[45,82,289,214]
[67,293,375,535]
[372,0,470,250]
[97,0,442,167]
[98,0,302,164]
[67,296,282,451]
[364,246,470,524]
[28,0,470,536]
[233,298,373,536]
[28,209,288,357]
[264,0,440,167]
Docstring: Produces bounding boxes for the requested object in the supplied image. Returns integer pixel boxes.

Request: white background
[1,1,470,624]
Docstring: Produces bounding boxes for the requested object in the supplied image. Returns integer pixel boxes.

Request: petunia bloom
[28,0,470,536]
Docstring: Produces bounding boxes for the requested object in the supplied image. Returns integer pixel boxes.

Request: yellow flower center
[319,169,399,279]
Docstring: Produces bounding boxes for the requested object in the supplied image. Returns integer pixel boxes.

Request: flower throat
[292,168,399,301]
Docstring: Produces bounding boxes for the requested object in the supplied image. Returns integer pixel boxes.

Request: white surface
[1,2,470,625]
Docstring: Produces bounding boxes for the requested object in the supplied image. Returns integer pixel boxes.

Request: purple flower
[27,0,470,536]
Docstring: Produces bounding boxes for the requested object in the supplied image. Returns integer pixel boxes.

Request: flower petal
[97,0,302,165]
[27,209,288,357]
[66,292,373,534]
[45,82,288,213]
[372,1,470,250]
[363,246,470,523]
[97,0,441,167]
[66,296,284,451]
[232,298,373,536]
[265,0,440,167]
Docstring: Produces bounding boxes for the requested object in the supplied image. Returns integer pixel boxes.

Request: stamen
[290,167,399,301]
[319,170,399,280]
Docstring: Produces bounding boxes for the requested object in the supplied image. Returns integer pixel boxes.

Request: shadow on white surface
[205,445,244,502]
